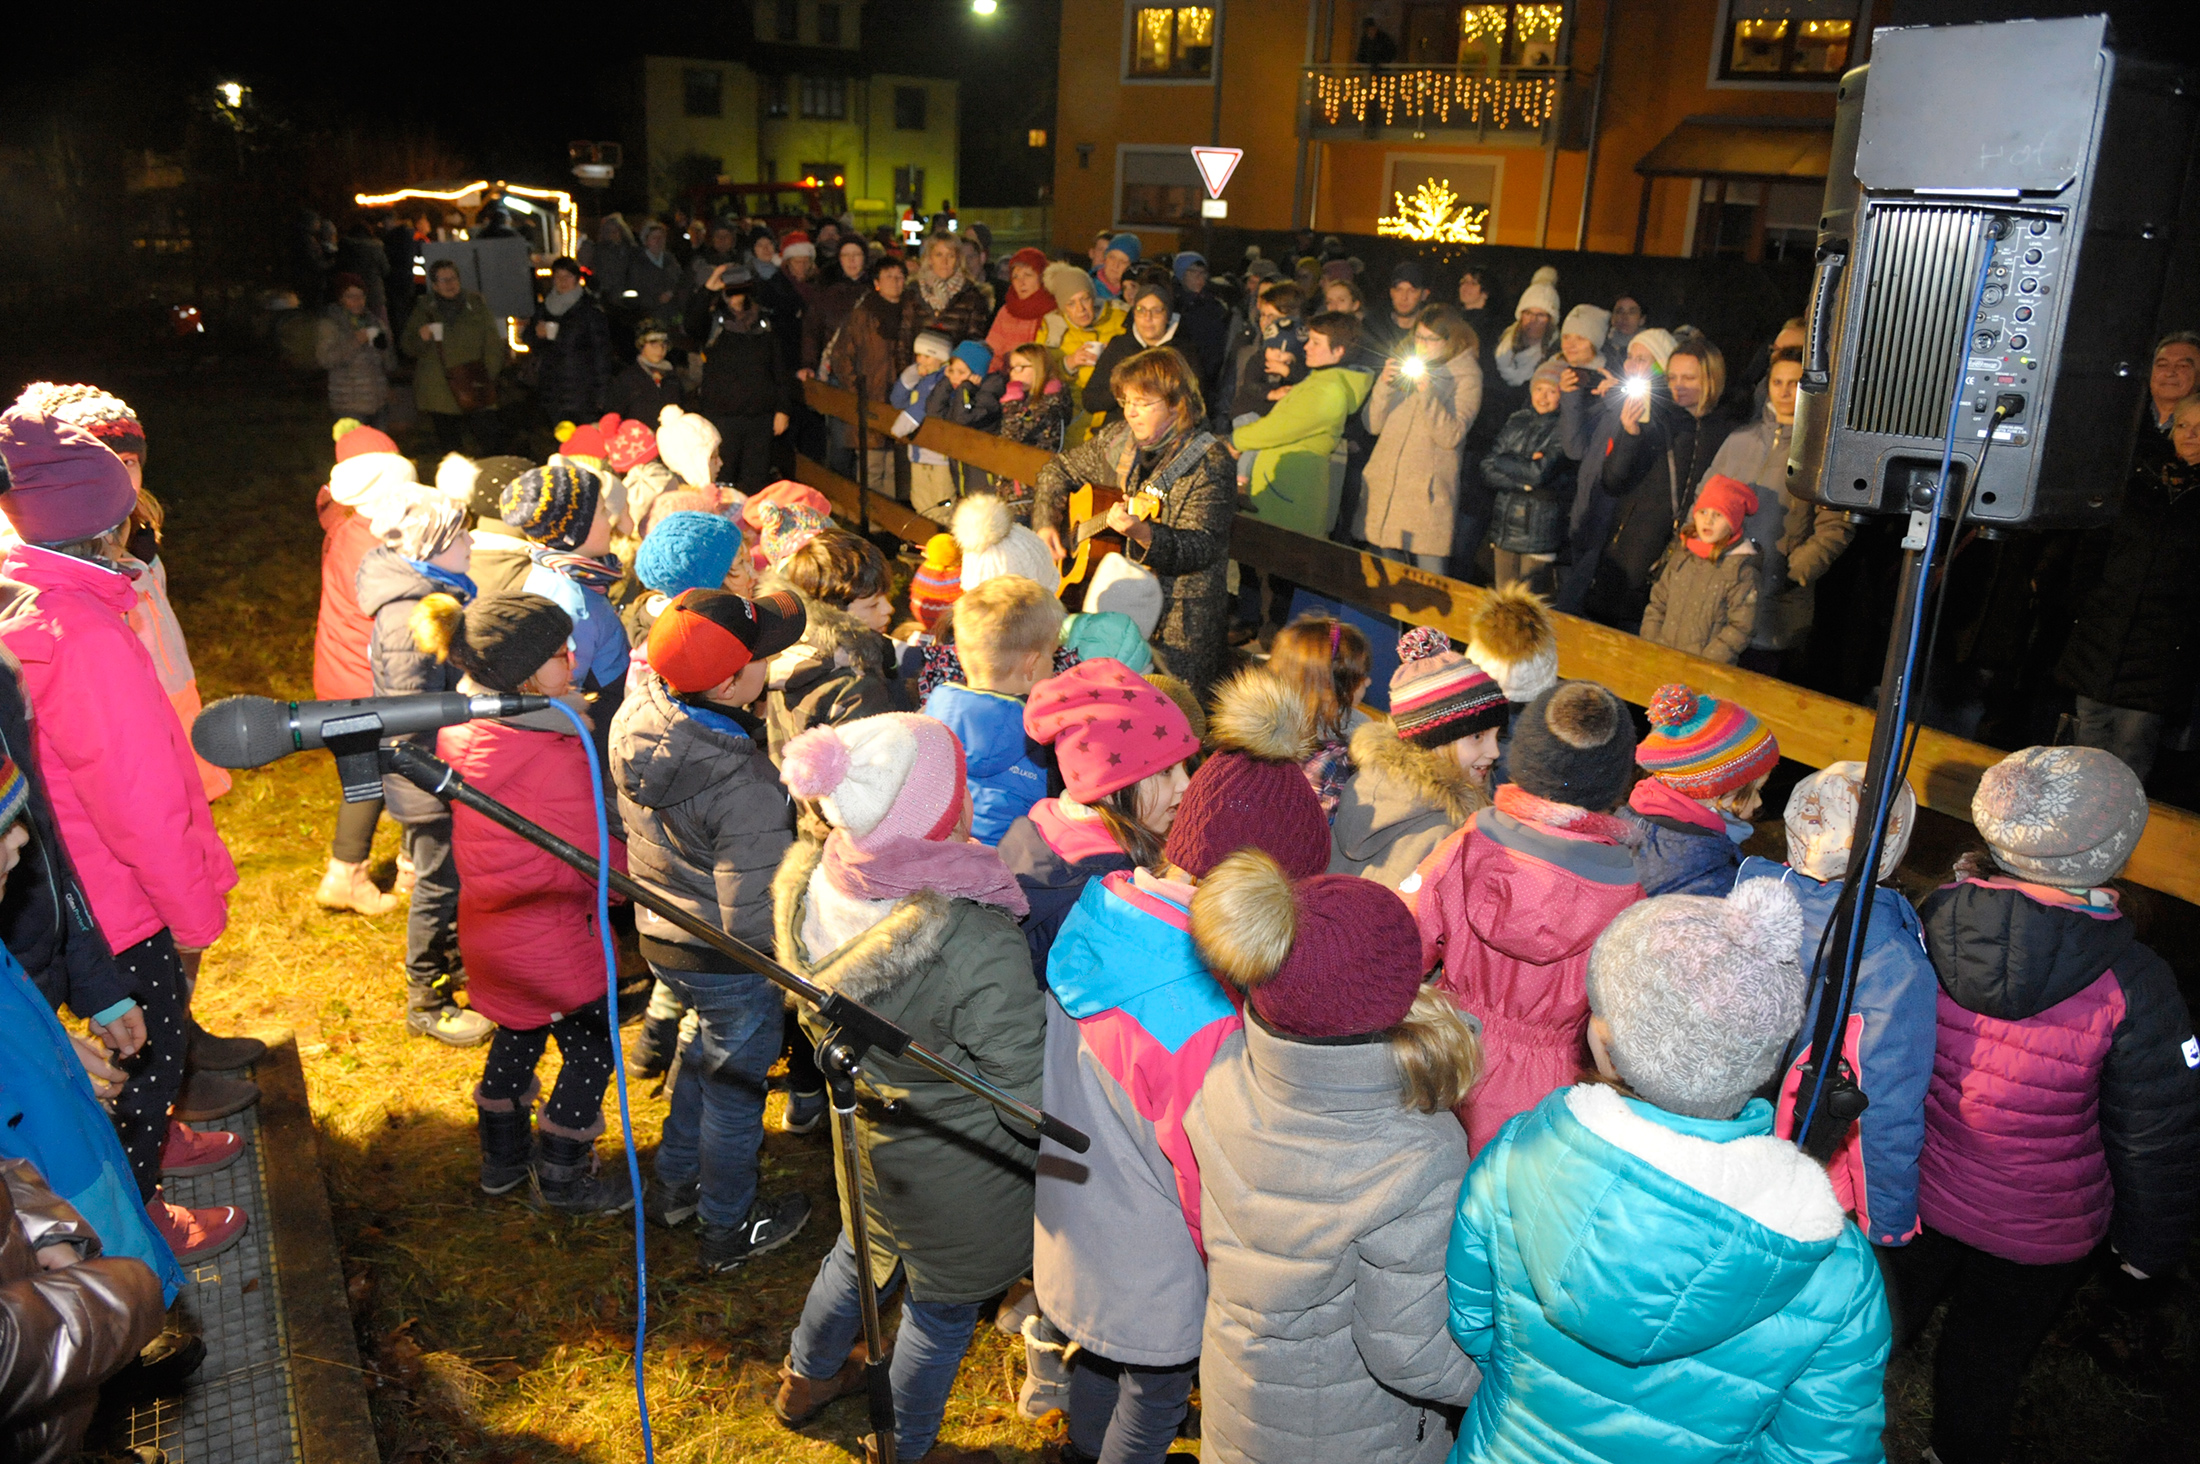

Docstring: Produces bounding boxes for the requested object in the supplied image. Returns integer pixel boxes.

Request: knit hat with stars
[1024,657,1197,804]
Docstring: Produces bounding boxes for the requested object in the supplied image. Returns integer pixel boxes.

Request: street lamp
[972,0,997,14]
[218,82,245,108]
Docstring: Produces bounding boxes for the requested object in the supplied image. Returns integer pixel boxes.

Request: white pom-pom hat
[782,713,969,847]
[953,494,1061,594]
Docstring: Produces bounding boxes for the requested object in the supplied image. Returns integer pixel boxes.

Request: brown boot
[773,1344,869,1428]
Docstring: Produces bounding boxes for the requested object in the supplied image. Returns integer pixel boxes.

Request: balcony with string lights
[1303,2,1569,143]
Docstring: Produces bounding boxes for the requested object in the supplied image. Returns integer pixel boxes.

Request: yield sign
[1191,146,1243,199]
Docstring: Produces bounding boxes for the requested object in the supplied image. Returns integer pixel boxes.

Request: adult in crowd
[747,231,808,371]
[983,247,1055,372]
[382,212,421,330]
[827,255,920,487]
[2056,335,2200,779]
[1356,14,1398,63]
[604,327,685,424]
[1172,252,1233,406]
[1602,294,1646,375]
[1491,266,1560,407]
[1041,264,1126,447]
[1231,311,1372,541]
[780,232,818,301]
[626,222,689,340]
[1366,260,1431,361]
[1034,350,1235,694]
[528,257,612,435]
[335,220,390,324]
[581,215,638,317]
[1747,316,1808,414]
[914,233,992,345]
[401,259,506,455]
[689,219,743,294]
[686,268,795,493]
[1356,305,1482,573]
[801,238,874,377]
[1094,233,1140,304]
[1452,265,1506,420]
[1082,279,1199,428]
[1707,346,1852,678]
[314,273,391,428]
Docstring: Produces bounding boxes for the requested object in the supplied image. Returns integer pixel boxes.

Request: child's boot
[530,1126,634,1214]
[1017,1313,1075,1421]
[315,858,400,916]
[407,978,492,1047]
[476,1084,534,1196]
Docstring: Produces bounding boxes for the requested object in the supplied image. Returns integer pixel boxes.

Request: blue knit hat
[1107,232,1142,263]
[635,511,739,597]
[950,340,991,379]
[1173,251,1206,283]
[501,464,603,551]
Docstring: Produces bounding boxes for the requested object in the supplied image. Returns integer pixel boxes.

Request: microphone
[192,693,553,770]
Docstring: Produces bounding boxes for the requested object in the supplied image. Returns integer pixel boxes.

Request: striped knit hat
[1389,627,1506,749]
[0,754,27,830]
[1637,684,1779,798]
[501,465,604,550]
[909,532,963,632]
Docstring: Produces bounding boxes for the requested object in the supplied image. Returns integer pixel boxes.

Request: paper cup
[540,320,559,340]
[429,321,445,341]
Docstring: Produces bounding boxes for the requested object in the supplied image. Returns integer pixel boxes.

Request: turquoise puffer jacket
[1447,1085,1889,1464]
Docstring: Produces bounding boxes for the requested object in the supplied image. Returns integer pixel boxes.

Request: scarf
[1493,781,1635,845]
[404,560,476,600]
[1628,777,1724,833]
[676,697,765,743]
[433,293,466,324]
[1127,425,1221,503]
[1004,277,1053,322]
[917,267,969,317]
[820,827,1031,917]
[527,545,622,593]
[545,286,584,318]
[1685,532,1729,560]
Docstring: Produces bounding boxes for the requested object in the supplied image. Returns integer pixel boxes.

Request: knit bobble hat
[1389,627,1506,749]
[328,439,420,511]
[656,405,722,490]
[741,479,833,533]
[1059,610,1152,673]
[1507,681,1636,812]
[1146,672,1208,745]
[951,341,992,379]
[1637,684,1780,799]
[433,452,479,508]
[606,416,660,473]
[1107,233,1142,263]
[0,753,27,832]
[914,330,953,361]
[1691,474,1758,532]
[909,532,964,632]
[502,465,603,550]
[1785,760,1917,883]
[1086,551,1163,639]
[466,456,534,521]
[782,713,969,849]
[558,417,610,463]
[1586,880,1808,1120]
[1515,265,1560,322]
[759,501,831,571]
[1025,658,1198,804]
[1632,328,1678,368]
[1467,583,1559,704]
[334,419,398,462]
[1163,671,1330,879]
[368,484,468,561]
[636,511,740,597]
[1973,745,2149,888]
[1561,304,1610,350]
[1044,262,1097,309]
[414,591,573,694]
[1192,851,1425,1039]
[29,382,145,461]
[953,494,1061,594]
[0,395,136,546]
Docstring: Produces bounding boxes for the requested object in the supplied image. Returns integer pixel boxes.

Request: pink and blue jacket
[1031,869,1239,1366]
[1917,875,2200,1274]
[996,799,1134,984]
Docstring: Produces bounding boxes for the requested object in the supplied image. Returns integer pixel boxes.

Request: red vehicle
[679,180,844,233]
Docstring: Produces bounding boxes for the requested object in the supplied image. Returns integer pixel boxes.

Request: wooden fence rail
[797,379,2200,904]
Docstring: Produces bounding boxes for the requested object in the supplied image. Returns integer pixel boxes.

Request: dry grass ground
[14,346,2191,1462]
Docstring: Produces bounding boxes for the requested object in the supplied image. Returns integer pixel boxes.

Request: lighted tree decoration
[1377,178,1488,245]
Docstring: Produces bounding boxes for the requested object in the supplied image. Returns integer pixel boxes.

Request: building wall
[642,56,760,209]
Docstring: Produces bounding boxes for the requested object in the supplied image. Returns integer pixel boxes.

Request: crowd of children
[2,362,2197,1464]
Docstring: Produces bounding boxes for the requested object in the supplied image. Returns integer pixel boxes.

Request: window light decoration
[1458,6,1509,47]
[1309,71,1558,130]
[1377,178,1489,244]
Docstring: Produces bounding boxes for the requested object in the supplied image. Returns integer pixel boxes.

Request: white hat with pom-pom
[953,494,1061,595]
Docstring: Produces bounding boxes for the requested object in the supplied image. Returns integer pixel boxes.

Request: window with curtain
[1719,0,1856,81]
[799,75,848,119]
[1117,147,1205,226]
[1128,6,1215,78]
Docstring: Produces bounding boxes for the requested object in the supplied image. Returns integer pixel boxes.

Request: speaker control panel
[1963,211,2064,459]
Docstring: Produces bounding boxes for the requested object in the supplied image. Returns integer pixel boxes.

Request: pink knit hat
[1389,626,1506,749]
[759,501,830,571]
[605,416,659,473]
[1025,658,1198,803]
[782,713,969,849]
[0,396,138,545]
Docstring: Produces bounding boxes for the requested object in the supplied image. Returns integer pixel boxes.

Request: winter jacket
[1449,1084,1890,1464]
[1232,366,1374,539]
[0,1157,166,1464]
[617,248,687,334]
[1482,406,1567,556]
[399,290,506,417]
[519,557,631,698]
[917,276,994,347]
[803,276,866,375]
[889,366,951,467]
[314,489,378,701]
[999,380,1072,456]
[314,304,390,417]
[1706,403,1854,650]
[0,546,235,952]
[603,357,685,425]
[439,710,627,1030]
[1044,303,1128,445]
[117,553,226,802]
[1745,857,1937,1247]
[1577,396,1739,626]
[528,291,613,422]
[751,264,807,372]
[1035,421,1237,695]
[1916,877,2200,1274]
[984,296,1047,372]
[1036,870,1239,1364]
[1618,778,1746,897]
[829,289,922,441]
[1328,720,1485,893]
[1176,290,1234,405]
[1413,804,1642,1152]
[923,684,1046,846]
[762,594,903,765]
[0,650,125,1022]
[467,524,534,599]
[927,367,1005,438]
[610,670,795,955]
[996,801,1134,983]
[1360,354,1483,559]
[1189,1013,1483,1464]
[356,548,463,825]
[1639,535,1758,663]
[2055,444,2200,715]
[776,839,1043,1302]
[1085,324,1213,425]
[0,949,179,1305]
[684,300,796,421]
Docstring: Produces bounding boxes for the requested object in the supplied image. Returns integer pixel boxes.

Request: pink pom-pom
[1398,626,1450,662]
[1647,683,1698,730]
[782,726,850,800]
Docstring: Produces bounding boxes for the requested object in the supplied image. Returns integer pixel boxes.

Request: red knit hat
[559,416,614,462]
[1691,474,1759,532]
[605,416,658,473]
[1026,659,1198,803]
[1162,671,1328,878]
[909,532,963,633]
[1192,853,1425,1038]
[334,419,398,462]
[0,397,137,546]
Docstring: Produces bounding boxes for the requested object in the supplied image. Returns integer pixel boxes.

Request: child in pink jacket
[416,591,633,1214]
[1411,680,1642,1153]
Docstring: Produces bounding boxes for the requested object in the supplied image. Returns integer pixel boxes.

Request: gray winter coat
[1639,538,1759,664]
[314,304,390,417]
[1706,404,1854,650]
[1188,1016,1482,1464]
[355,548,459,825]
[1359,355,1483,559]
[1328,720,1485,891]
[609,669,794,954]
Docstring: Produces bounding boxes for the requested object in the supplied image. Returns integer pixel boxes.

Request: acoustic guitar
[1057,483,1161,611]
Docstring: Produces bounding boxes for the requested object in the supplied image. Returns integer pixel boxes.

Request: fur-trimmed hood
[772,838,954,1008]
[763,579,896,691]
[1348,720,1485,826]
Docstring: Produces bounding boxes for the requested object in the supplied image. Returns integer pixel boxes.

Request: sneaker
[774,1343,869,1427]
[408,1000,494,1047]
[315,858,400,916]
[781,1087,827,1135]
[644,1177,701,1228]
[172,1071,260,1123]
[160,1121,243,1177]
[188,1020,267,1070]
[697,1192,811,1272]
[147,1194,248,1263]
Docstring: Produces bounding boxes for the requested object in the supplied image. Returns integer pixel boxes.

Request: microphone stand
[374,740,1089,1464]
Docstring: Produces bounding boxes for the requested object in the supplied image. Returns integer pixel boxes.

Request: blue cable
[547,697,656,1464]
[1795,218,2000,1146]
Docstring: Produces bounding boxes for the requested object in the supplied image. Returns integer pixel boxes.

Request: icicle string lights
[1309,71,1559,130]
[1377,179,1489,243]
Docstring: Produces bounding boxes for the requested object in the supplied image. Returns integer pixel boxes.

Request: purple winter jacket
[1918,877,2200,1274]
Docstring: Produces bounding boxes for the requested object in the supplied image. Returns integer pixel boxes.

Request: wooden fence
[797,379,2200,905]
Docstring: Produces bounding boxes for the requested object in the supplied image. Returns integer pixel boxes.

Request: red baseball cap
[646,589,806,693]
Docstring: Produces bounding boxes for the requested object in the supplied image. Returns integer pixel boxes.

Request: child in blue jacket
[1747,761,1937,1249]
[923,575,1063,845]
[1620,684,1777,898]
[1449,880,1889,1463]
